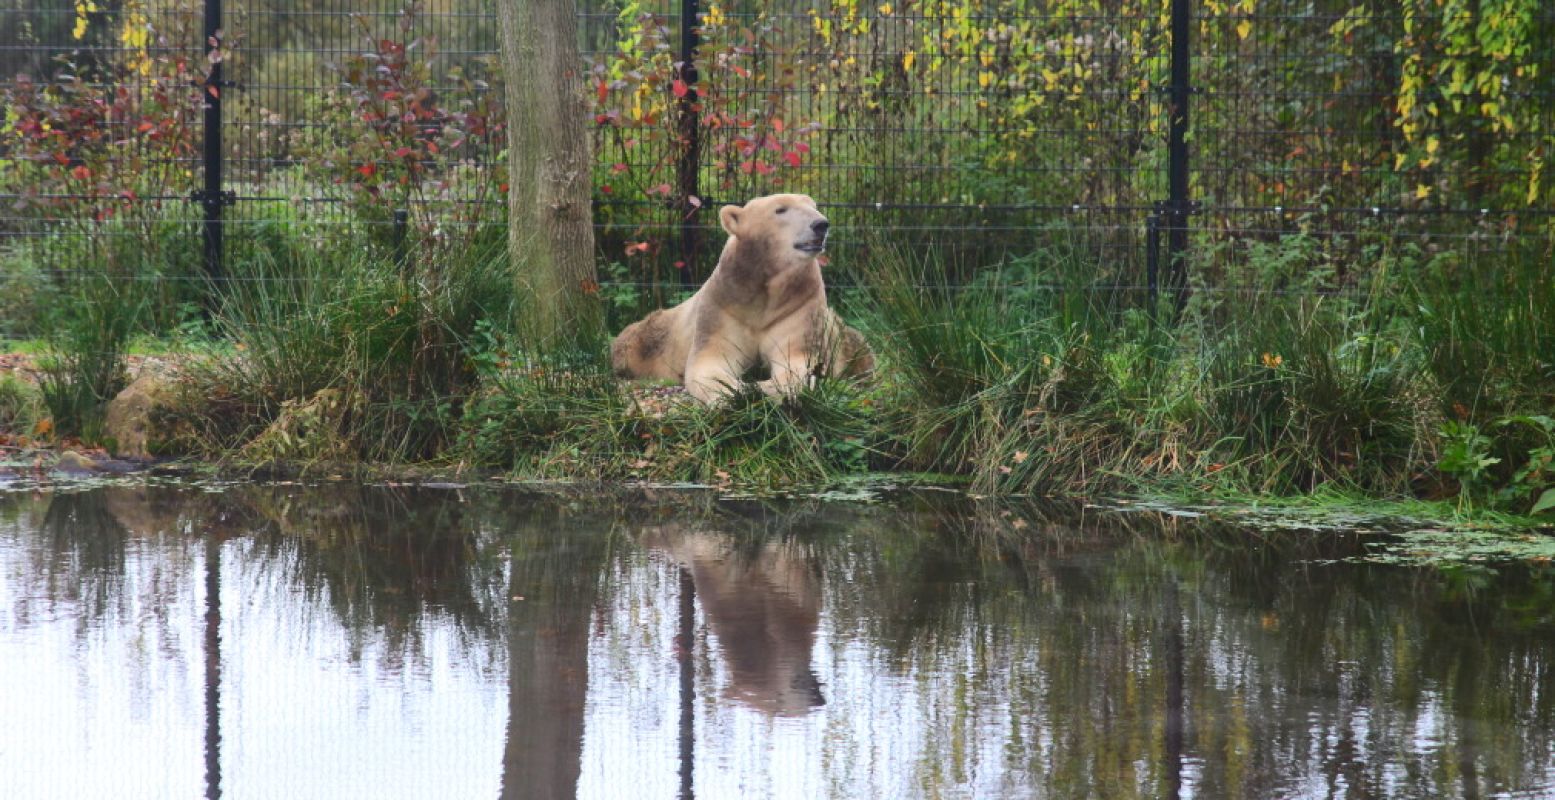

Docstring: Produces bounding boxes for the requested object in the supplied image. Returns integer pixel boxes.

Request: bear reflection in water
[642,529,825,716]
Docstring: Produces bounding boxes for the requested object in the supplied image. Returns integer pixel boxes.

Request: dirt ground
[0,353,175,384]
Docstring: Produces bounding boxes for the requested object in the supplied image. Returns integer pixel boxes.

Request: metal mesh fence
[1,0,1552,337]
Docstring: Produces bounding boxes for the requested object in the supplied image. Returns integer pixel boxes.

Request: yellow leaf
[1237,20,1251,39]
[979,71,991,88]
[877,2,892,14]
[1425,137,1439,154]
[902,50,915,72]
[1415,184,1431,200]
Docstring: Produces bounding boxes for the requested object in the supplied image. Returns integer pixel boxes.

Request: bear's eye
[776,207,788,214]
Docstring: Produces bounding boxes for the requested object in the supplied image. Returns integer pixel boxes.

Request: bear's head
[718,194,829,259]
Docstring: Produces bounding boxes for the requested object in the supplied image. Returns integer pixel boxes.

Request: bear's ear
[719,204,743,236]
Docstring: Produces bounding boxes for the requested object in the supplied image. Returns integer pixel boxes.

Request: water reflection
[501,499,610,800]
[643,527,825,717]
[1,485,1554,798]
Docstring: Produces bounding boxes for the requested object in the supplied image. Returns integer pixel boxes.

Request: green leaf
[1533,488,1555,516]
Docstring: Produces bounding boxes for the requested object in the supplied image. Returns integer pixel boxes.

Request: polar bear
[610,193,874,403]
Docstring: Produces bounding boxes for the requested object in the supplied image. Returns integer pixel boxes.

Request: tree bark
[496,0,600,349]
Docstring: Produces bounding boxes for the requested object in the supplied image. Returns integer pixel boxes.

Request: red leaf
[783,151,802,168]
[394,146,413,158]
[596,79,609,104]
[70,165,91,180]
[672,79,688,99]
[754,161,774,175]
[610,162,629,174]
[793,142,811,154]
[771,118,785,133]
[357,164,377,177]
[425,141,439,154]
[731,65,749,78]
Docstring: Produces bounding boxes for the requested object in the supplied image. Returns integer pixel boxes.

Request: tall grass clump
[1188,241,1430,491]
[185,229,513,463]
[1410,239,1554,416]
[1406,237,1555,510]
[0,374,43,436]
[856,236,1149,493]
[35,272,145,441]
[0,210,200,442]
[854,229,1470,500]
[855,243,1039,473]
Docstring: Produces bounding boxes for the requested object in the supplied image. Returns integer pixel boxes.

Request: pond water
[1,482,1553,799]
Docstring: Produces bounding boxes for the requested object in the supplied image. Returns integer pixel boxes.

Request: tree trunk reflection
[500,522,609,800]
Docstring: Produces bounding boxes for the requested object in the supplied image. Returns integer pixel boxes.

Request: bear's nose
[811,220,830,234]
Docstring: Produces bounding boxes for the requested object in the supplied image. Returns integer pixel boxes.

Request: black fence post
[675,0,702,286]
[1164,0,1193,304]
[198,0,229,298]
[1146,212,1161,302]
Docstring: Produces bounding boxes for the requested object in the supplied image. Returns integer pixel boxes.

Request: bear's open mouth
[795,238,827,254]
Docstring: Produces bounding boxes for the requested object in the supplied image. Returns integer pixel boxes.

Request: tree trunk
[496,0,600,349]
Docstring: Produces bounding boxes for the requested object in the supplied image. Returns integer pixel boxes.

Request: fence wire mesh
[1,0,1552,338]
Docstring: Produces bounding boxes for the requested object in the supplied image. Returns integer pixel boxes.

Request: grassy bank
[1,228,1551,521]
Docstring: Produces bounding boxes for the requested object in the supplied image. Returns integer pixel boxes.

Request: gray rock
[103,369,175,459]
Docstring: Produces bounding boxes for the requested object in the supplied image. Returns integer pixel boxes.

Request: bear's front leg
[758,343,817,398]
[684,347,754,404]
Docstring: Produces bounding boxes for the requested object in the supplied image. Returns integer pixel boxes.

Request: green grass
[3,222,1550,522]
[33,272,144,442]
[0,374,43,435]
[172,229,514,463]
